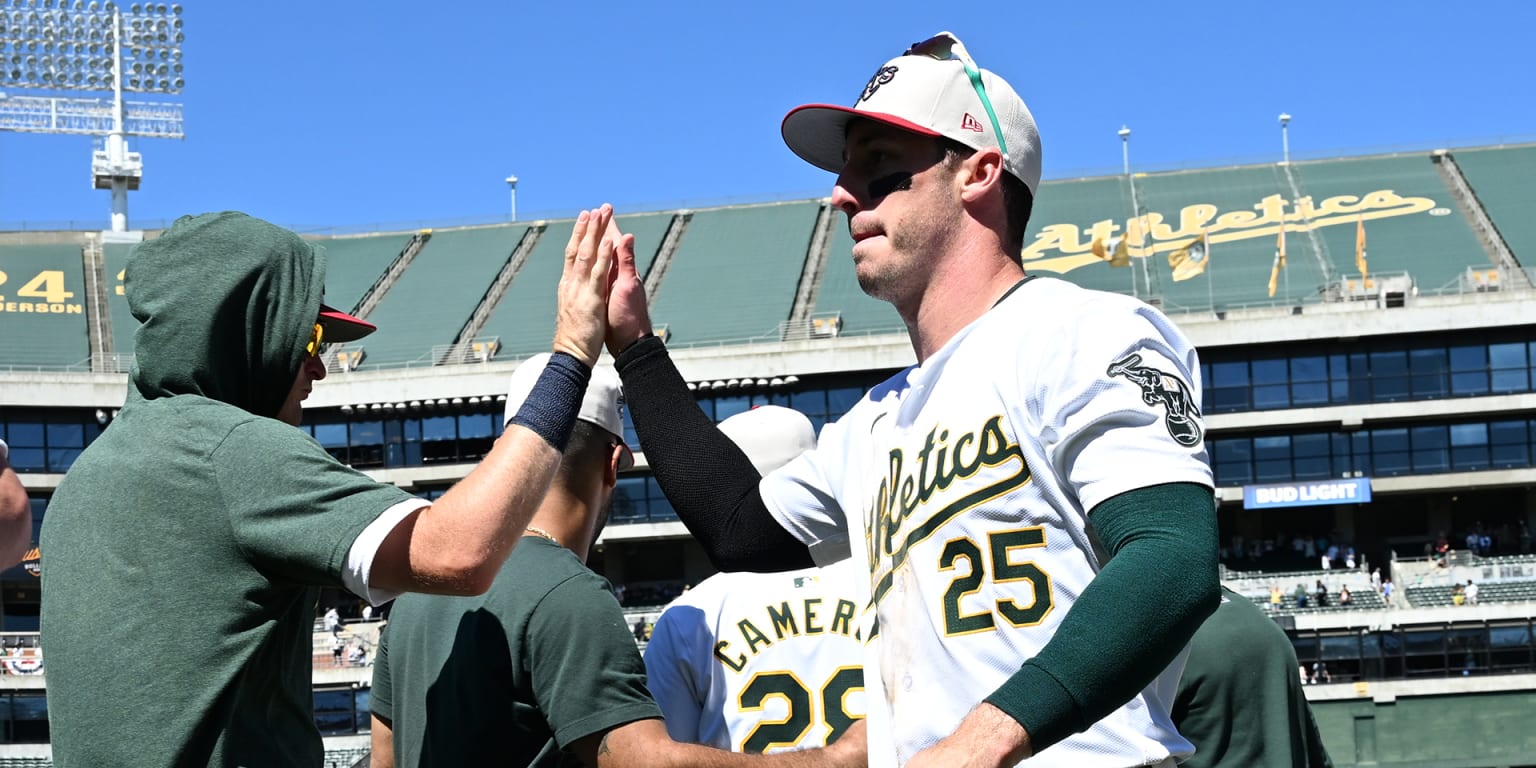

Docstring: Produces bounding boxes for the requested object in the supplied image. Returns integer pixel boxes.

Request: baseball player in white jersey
[645,407,868,753]
[598,31,1217,768]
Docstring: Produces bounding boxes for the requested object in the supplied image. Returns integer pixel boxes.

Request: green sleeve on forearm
[984,482,1218,753]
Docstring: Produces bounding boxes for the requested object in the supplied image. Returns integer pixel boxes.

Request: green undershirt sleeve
[983,481,1219,753]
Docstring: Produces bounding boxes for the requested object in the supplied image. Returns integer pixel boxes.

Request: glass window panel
[313,423,348,449]
[1292,356,1327,382]
[1403,629,1445,655]
[5,422,43,447]
[47,448,83,472]
[10,693,49,743]
[351,420,384,447]
[1209,361,1249,387]
[1347,354,1372,402]
[1450,423,1489,446]
[1321,634,1361,661]
[1449,345,1487,371]
[1252,384,1289,410]
[1253,436,1291,460]
[1209,387,1249,413]
[1489,342,1527,370]
[827,387,864,419]
[458,413,494,440]
[5,449,45,473]
[789,389,826,416]
[1251,359,1287,384]
[45,422,84,447]
[1489,623,1531,649]
[713,395,750,422]
[1376,351,1406,405]
[421,416,456,441]
[1409,348,1447,398]
[1254,460,1292,483]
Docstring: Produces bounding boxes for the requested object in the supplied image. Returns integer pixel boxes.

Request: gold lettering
[767,602,799,639]
[739,619,771,655]
[830,599,856,636]
[713,640,747,673]
[804,598,823,635]
[1022,188,1437,275]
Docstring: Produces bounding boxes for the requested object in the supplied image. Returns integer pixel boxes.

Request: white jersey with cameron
[758,277,1213,768]
[644,559,868,753]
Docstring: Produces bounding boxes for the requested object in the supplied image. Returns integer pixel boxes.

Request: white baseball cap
[781,31,1042,195]
[504,353,634,470]
[716,405,817,476]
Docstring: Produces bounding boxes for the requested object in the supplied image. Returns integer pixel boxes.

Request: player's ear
[958,147,1006,205]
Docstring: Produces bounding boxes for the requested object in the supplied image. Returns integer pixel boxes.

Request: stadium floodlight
[1278,113,1292,164]
[0,0,185,234]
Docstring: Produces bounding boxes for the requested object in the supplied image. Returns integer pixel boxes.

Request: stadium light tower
[505,174,518,222]
[0,1,185,235]
[1278,112,1292,164]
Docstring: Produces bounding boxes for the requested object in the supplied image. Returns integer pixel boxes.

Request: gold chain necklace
[524,526,561,547]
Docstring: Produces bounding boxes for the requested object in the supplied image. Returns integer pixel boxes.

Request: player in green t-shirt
[1172,587,1333,768]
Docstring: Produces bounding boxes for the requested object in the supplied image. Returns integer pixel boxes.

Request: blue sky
[1,0,1531,232]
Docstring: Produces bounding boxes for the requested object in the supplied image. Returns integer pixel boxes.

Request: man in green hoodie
[40,207,620,766]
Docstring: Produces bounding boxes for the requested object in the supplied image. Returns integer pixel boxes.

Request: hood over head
[126,211,328,418]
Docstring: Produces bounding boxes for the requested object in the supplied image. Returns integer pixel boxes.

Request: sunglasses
[305,322,325,358]
[904,33,1009,163]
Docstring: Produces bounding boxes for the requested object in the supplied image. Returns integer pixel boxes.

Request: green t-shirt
[373,537,660,767]
[39,212,417,766]
[1172,587,1333,768]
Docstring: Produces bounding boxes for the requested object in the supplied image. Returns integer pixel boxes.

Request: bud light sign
[1243,478,1372,509]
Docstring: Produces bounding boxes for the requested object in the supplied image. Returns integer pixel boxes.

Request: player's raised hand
[601,213,654,356]
[552,205,616,367]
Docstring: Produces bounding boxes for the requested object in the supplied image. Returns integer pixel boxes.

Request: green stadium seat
[650,202,820,346]
[481,212,675,359]
[1453,145,1536,267]
[312,232,418,315]
[350,224,528,368]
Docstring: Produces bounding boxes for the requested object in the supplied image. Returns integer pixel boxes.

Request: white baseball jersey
[644,559,868,753]
[758,277,1212,768]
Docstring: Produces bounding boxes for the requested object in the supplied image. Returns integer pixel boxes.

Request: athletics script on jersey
[861,416,1032,618]
[1022,188,1438,274]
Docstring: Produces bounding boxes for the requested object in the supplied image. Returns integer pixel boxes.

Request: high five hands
[553,204,657,364]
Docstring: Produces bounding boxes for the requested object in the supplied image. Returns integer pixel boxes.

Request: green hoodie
[40,212,415,767]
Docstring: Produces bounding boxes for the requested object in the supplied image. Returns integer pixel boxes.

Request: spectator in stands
[1452,584,1466,606]
[1520,521,1531,555]
[1314,581,1329,608]
[1338,586,1352,606]
[1298,664,1309,686]
[633,617,648,642]
[1344,547,1356,569]
[1465,580,1479,605]
[1371,568,1382,594]
[1382,579,1395,606]
[325,606,341,635]
[0,439,32,570]
[1270,585,1283,610]
[348,642,369,667]
[370,356,864,768]
[1434,532,1451,565]
[331,633,346,667]
[38,208,618,766]
[1173,587,1333,768]
[1309,662,1330,685]
[1294,584,1310,609]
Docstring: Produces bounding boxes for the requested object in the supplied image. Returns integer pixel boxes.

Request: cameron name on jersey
[713,595,864,672]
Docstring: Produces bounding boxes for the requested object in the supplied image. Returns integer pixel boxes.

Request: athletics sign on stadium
[1243,478,1372,510]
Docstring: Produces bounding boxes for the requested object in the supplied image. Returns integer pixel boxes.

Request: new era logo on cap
[780,31,1042,196]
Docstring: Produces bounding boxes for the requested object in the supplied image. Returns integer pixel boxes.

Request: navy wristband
[507,352,591,452]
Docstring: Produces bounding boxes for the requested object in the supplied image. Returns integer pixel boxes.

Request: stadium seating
[1290,154,1486,291]
[649,202,820,346]
[1406,580,1536,608]
[313,233,417,315]
[1452,145,1536,265]
[102,243,138,361]
[478,213,674,359]
[350,224,528,368]
[0,243,90,369]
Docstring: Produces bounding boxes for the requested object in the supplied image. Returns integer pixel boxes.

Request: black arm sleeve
[615,335,815,572]
[984,481,1220,753]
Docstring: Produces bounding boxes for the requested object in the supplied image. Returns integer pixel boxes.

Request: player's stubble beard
[854,172,963,309]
